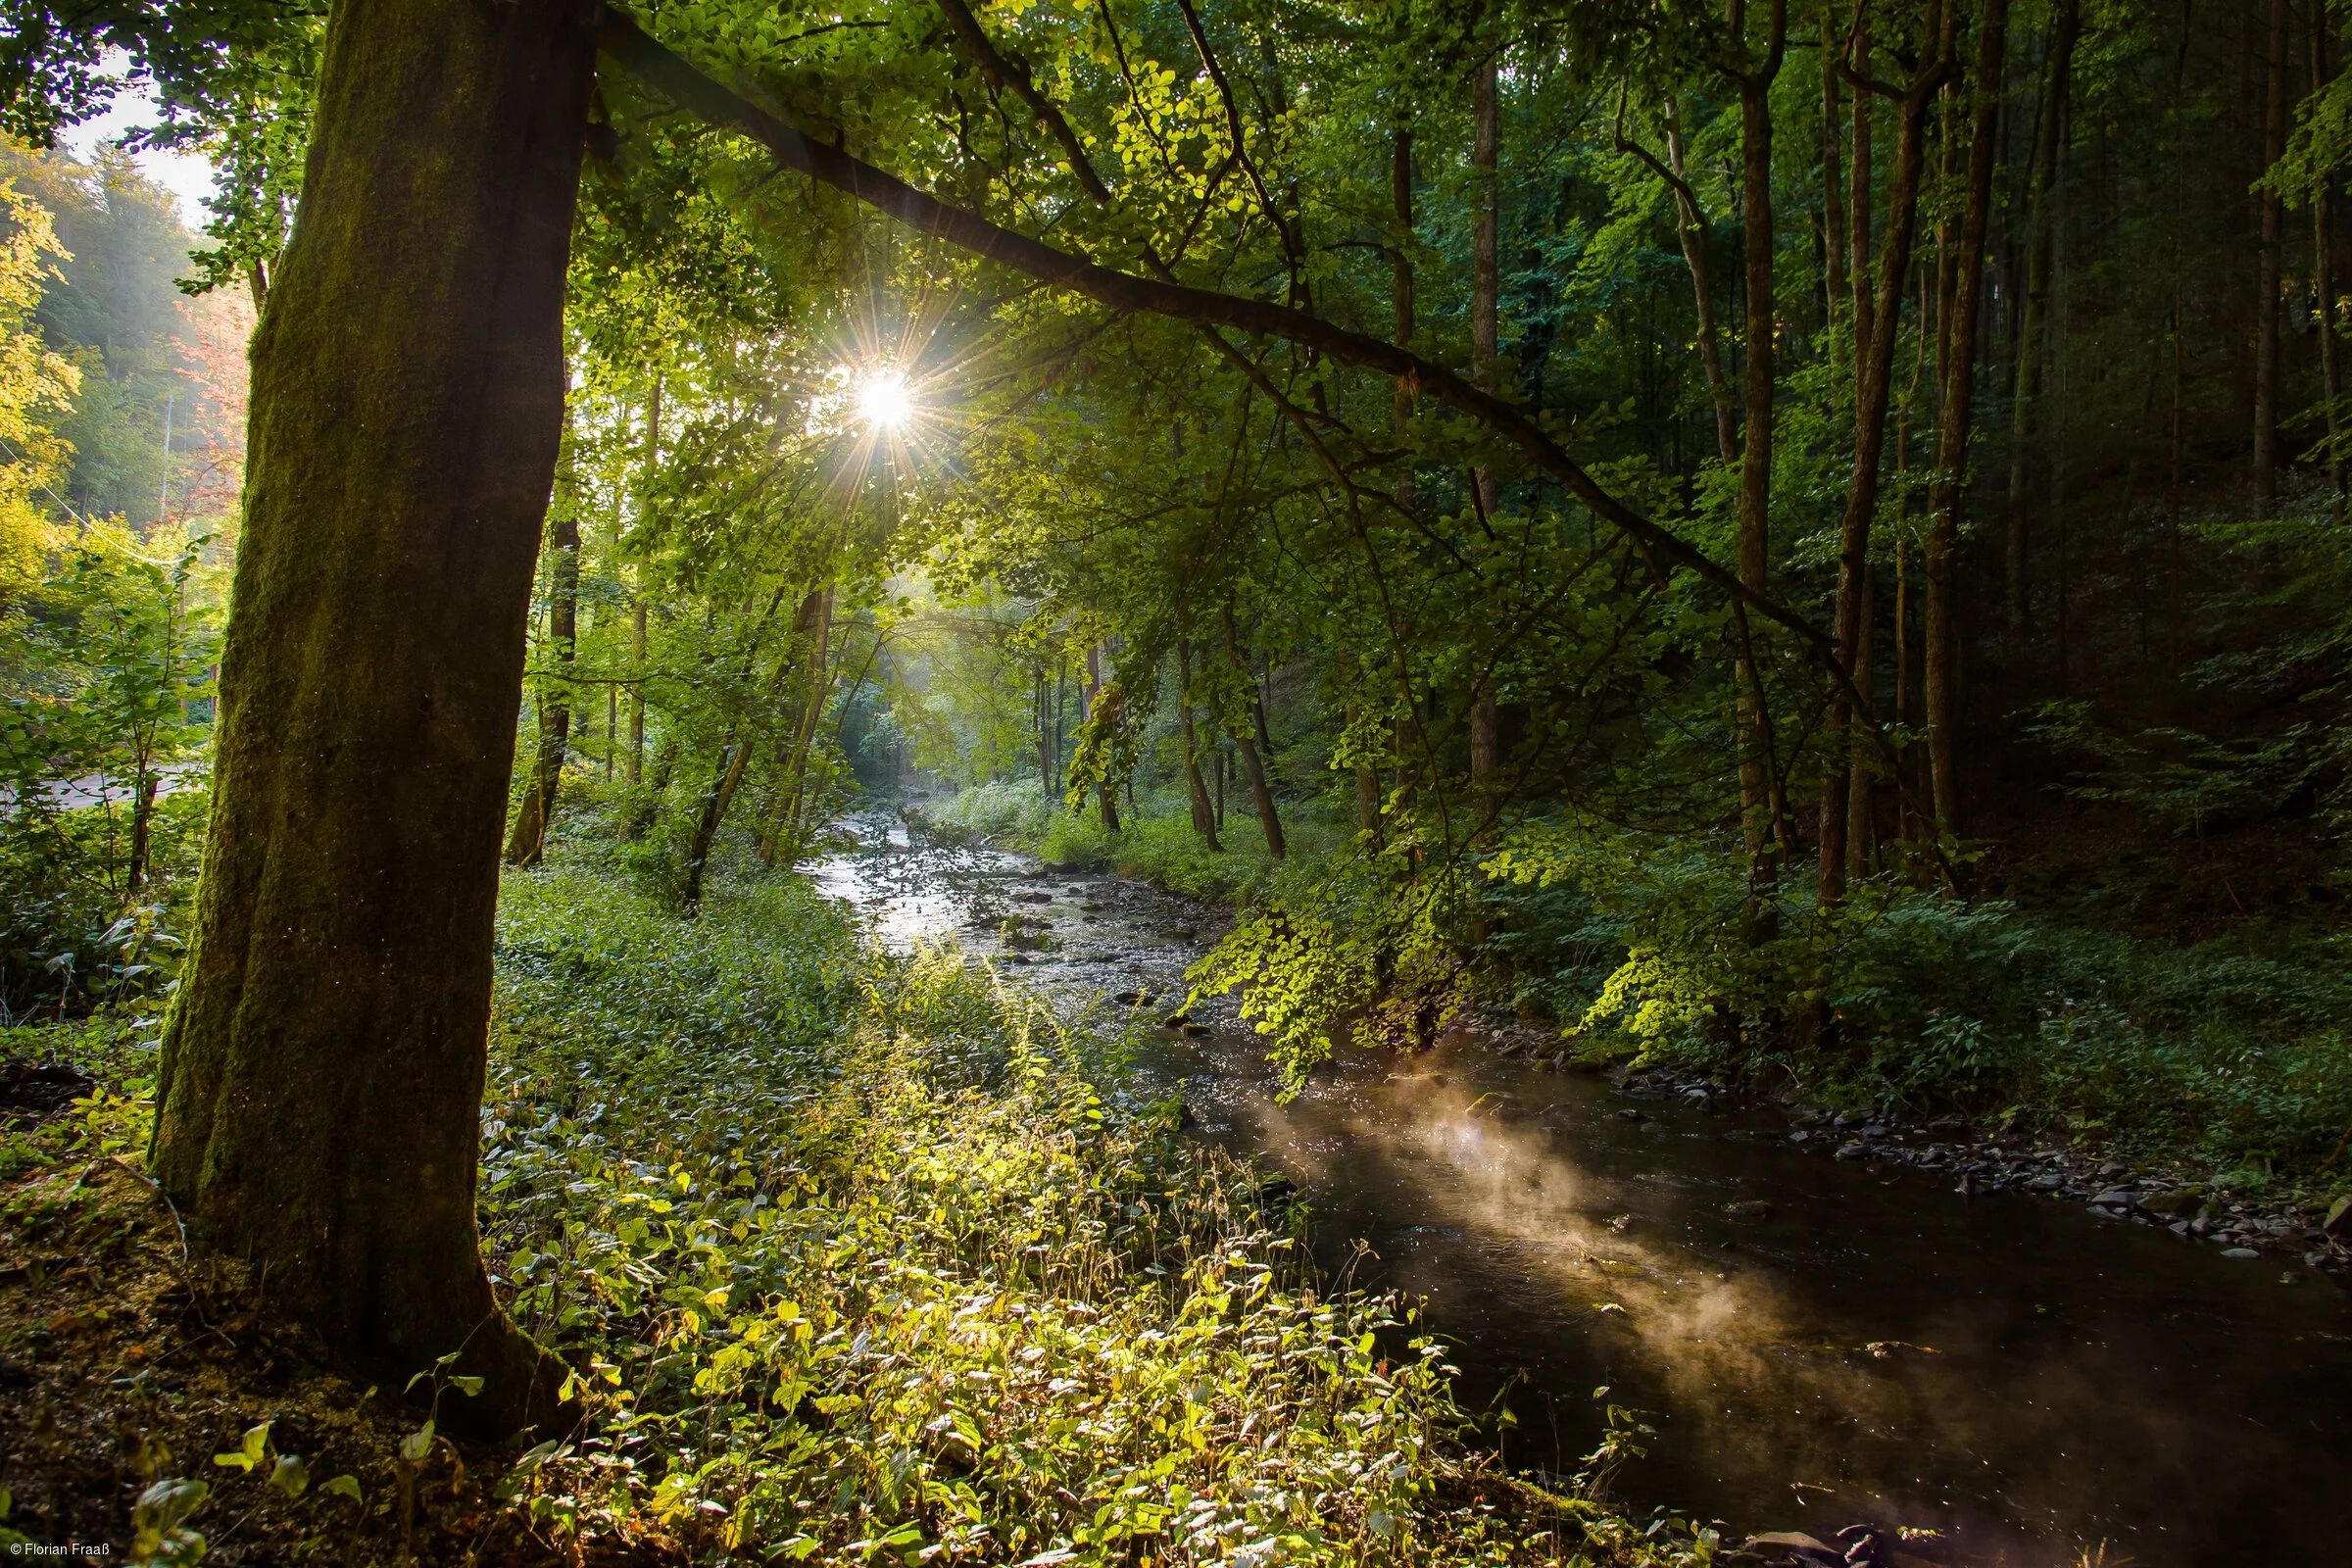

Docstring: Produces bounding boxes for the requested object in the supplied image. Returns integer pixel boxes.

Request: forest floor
[0,865,1716,1567]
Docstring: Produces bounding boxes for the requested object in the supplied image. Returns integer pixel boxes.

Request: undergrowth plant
[926,779,1341,907]
[477,867,1696,1565]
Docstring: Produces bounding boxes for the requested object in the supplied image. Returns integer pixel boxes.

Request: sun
[856,369,914,431]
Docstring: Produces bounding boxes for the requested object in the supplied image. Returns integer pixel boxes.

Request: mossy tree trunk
[151,0,598,1437]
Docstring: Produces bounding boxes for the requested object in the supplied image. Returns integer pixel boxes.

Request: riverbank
[0,863,1704,1565]
[919,783,2352,1277]
[804,822,2352,1564]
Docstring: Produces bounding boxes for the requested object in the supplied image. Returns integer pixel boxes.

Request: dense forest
[1,0,2349,1561]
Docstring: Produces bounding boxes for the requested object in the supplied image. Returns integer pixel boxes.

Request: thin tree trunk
[506,491,578,869]
[1036,674,1053,792]
[1221,604,1286,858]
[1087,642,1120,833]
[627,598,648,782]
[1392,124,1415,497]
[1667,99,1736,462]
[151,0,594,1437]
[1252,645,1276,760]
[2006,0,2079,635]
[2314,0,2345,511]
[1844,560,1876,877]
[680,733,754,908]
[2256,0,2288,515]
[127,767,158,894]
[1822,15,1949,906]
[627,373,660,792]
[1893,534,1912,835]
[1927,0,2010,840]
[1472,50,1499,421]
[1823,13,1849,352]
[1371,128,1407,846]
[1176,639,1222,850]
[779,585,835,845]
[1736,15,1788,928]
[704,582,819,877]
[1850,16,1876,394]
[1471,49,1501,831]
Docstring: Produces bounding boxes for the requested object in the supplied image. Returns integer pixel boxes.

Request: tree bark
[1849,16,1876,394]
[2005,0,2079,635]
[1036,674,1054,792]
[693,583,814,887]
[1470,47,1502,831]
[150,0,595,1437]
[1821,13,1950,906]
[680,732,753,909]
[505,490,579,869]
[626,373,660,793]
[1176,639,1222,850]
[1843,559,1876,877]
[1823,13,1848,357]
[1391,124,1415,490]
[127,768,158,895]
[1666,98,1736,464]
[1221,604,1285,858]
[1927,0,2010,840]
[2255,0,2289,515]
[2315,0,2346,512]
[1472,50,1500,422]
[1735,9,1788,927]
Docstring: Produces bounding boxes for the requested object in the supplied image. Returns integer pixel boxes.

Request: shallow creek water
[808,826,2352,1565]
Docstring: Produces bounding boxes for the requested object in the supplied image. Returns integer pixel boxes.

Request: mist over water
[810,822,2352,1565]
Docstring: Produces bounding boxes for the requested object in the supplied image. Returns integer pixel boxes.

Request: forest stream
[810,817,2352,1567]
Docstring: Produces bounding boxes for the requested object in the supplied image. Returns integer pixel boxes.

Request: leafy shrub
[1477,817,2352,1171]
[0,528,217,1015]
[923,777,1061,847]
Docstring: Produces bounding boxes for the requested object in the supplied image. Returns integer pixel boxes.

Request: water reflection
[808,824,2352,1565]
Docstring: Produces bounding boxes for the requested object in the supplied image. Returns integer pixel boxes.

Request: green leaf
[321,1474,364,1503]
[268,1454,310,1498]
[134,1477,210,1534]
[448,1374,485,1397]
[513,1438,564,1472]
[399,1420,435,1462]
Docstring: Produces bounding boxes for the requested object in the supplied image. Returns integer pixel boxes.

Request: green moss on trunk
[151,0,599,1436]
